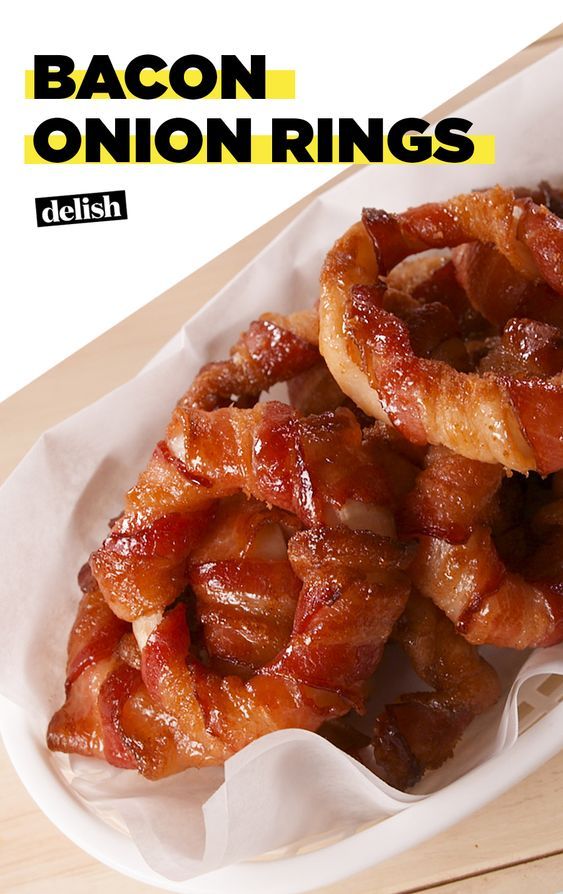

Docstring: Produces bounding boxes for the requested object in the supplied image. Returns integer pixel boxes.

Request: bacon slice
[91,508,212,621]
[344,284,539,470]
[399,445,502,544]
[141,527,411,763]
[180,311,319,410]
[363,186,563,290]
[408,451,563,648]
[189,495,302,673]
[158,402,393,525]
[97,663,196,778]
[453,242,563,330]
[413,529,563,648]
[47,585,128,760]
[91,402,395,621]
[319,186,563,472]
[368,594,501,790]
[287,361,346,415]
[47,579,206,777]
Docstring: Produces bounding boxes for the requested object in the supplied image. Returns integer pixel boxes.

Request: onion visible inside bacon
[319,184,563,473]
[49,181,563,793]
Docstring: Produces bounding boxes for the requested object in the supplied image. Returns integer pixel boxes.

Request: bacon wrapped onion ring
[369,593,501,790]
[407,448,563,648]
[141,527,411,763]
[181,310,319,410]
[50,525,412,774]
[47,571,196,778]
[91,401,396,621]
[319,186,563,472]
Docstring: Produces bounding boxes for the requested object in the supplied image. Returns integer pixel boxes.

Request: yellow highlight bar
[24,134,495,164]
[25,69,296,99]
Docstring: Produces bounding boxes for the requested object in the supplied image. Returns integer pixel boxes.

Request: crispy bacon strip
[319,187,563,471]
[92,402,395,620]
[189,495,302,673]
[408,451,563,648]
[180,311,320,410]
[399,445,502,544]
[362,186,563,291]
[287,361,346,415]
[344,284,546,470]
[453,242,563,331]
[141,527,411,762]
[97,662,197,778]
[47,577,205,777]
[413,529,563,648]
[47,584,128,760]
[368,594,501,790]
[91,508,212,621]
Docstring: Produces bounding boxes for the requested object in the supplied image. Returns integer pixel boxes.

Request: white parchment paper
[1,48,563,882]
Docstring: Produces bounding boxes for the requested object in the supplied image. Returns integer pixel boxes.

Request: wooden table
[2,27,563,894]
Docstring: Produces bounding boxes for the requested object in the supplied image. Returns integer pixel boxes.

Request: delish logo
[35,189,127,227]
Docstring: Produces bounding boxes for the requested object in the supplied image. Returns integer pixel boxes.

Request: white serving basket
[1,47,563,894]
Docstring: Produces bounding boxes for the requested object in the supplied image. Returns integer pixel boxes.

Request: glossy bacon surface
[414,528,563,648]
[180,310,319,410]
[141,527,411,762]
[363,186,563,291]
[287,361,346,415]
[369,594,501,790]
[189,495,301,673]
[452,242,563,330]
[91,508,212,621]
[92,400,395,624]
[344,284,539,470]
[399,445,502,543]
[47,583,127,760]
[47,574,201,777]
[319,185,563,472]
[50,182,563,786]
[408,452,563,648]
[167,401,393,525]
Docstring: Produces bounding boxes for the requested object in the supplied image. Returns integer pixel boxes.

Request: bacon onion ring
[319,186,563,472]
[368,593,501,790]
[406,448,563,648]
[47,572,195,778]
[141,527,411,763]
[51,183,563,788]
[91,401,395,621]
[181,310,319,410]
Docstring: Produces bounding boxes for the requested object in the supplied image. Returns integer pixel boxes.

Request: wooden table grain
[2,26,563,894]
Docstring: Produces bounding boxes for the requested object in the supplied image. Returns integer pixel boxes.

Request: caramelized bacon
[47,584,204,777]
[167,401,393,524]
[92,401,395,622]
[363,186,563,290]
[189,495,301,673]
[369,594,501,790]
[141,527,411,763]
[399,446,502,544]
[47,586,128,760]
[408,454,563,648]
[344,284,539,470]
[287,360,346,415]
[180,311,319,410]
[272,527,412,696]
[319,185,563,471]
[413,528,563,648]
[453,242,563,330]
[91,508,212,620]
[50,182,563,784]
